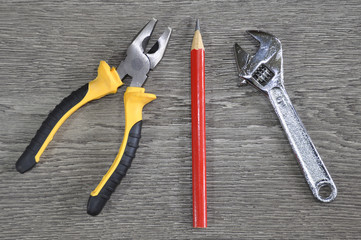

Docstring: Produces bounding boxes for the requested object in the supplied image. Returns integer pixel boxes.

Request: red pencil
[191,19,207,228]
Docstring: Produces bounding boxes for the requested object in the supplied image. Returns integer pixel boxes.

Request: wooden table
[1,1,360,239]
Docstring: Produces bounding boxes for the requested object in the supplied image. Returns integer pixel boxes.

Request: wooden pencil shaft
[191,24,207,228]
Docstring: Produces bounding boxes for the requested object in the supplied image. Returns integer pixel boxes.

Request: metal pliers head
[117,18,172,87]
[234,31,283,93]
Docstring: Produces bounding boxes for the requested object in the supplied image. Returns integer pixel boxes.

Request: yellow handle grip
[35,61,123,162]
[16,61,123,174]
[90,87,156,196]
[85,61,123,102]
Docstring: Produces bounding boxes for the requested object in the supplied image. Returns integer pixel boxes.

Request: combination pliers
[16,19,172,215]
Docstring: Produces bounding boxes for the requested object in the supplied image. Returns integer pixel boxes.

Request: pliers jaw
[234,30,284,93]
[117,18,172,88]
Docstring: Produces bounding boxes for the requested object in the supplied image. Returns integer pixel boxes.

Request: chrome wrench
[234,31,337,202]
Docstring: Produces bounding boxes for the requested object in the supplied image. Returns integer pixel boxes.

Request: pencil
[191,19,207,228]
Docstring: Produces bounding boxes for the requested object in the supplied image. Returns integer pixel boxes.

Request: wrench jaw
[234,30,284,93]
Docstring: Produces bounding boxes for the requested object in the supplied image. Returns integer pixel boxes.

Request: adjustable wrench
[234,31,337,202]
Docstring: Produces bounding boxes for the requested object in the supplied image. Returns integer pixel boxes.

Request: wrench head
[234,31,283,92]
[117,18,172,87]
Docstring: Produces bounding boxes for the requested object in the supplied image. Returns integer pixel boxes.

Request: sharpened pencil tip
[195,19,200,31]
[192,19,204,50]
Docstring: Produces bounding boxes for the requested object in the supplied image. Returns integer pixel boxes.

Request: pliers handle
[87,87,156,215]
[16,61,123,173]
[16,19,171,216]
[86,19,171,215]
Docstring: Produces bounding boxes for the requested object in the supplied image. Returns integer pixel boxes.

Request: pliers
[16,19,172,215]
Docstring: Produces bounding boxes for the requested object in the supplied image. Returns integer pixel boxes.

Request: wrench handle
[268,86,337,202]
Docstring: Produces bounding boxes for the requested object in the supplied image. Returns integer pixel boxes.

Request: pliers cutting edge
[16,19,172,216]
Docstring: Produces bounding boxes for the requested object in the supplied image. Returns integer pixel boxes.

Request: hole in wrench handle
[315,180,337,203]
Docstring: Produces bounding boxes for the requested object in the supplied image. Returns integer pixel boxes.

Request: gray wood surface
[1,0,360,239]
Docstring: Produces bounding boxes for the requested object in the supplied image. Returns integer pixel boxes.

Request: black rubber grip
[87,120,142,216]
[16,84,89,173]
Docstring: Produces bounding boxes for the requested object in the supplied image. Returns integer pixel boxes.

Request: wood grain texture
[0,0,360,239]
